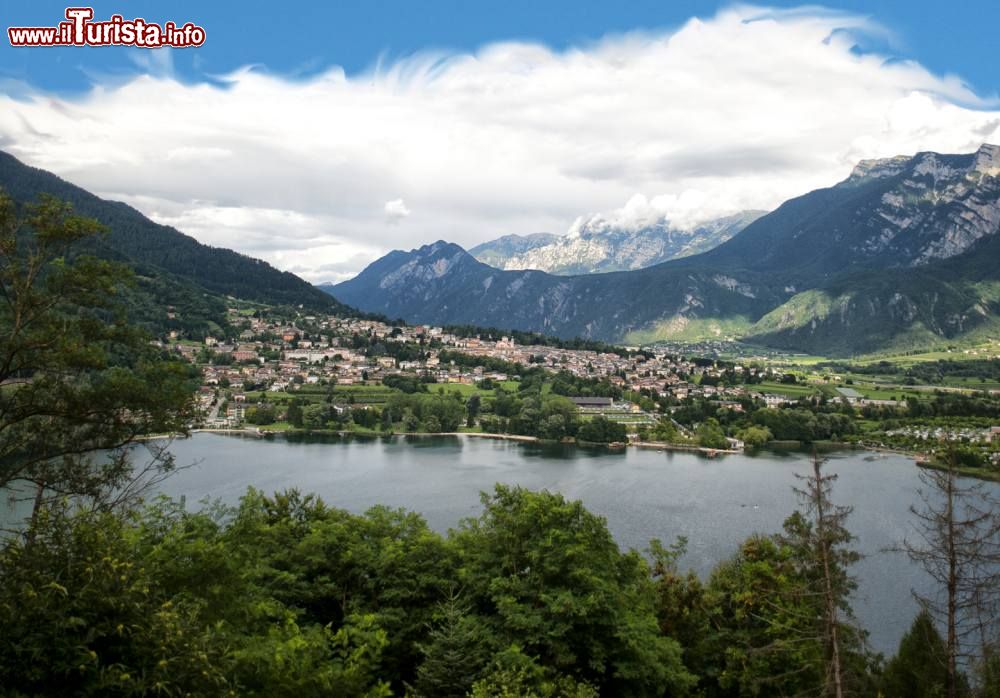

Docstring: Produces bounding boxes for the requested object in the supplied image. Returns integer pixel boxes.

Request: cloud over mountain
[1,5,999,282]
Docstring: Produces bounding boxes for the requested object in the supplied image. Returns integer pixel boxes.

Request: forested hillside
[0,151,354,332]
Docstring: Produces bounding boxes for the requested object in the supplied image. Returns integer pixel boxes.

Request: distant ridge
[329,145,1000,355]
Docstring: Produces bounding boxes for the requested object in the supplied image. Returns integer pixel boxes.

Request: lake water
[142,432,991,657]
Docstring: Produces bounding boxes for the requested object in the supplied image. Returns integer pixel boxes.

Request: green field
[841,384,921,401]
[624,316,754,345]
[257,421,295,432]
[754,381,822,398]
[939,377,1000,391]
[246,380,524,407]
[850,341,1000,367]
[429,381,520,398]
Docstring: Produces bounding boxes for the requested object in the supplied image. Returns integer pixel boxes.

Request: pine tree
[782,451,864,698]
[882,610,950,698]
[411,593,491,698]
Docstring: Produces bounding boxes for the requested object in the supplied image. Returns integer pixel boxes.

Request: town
[163,308,792,424]
[152,306,1000,476]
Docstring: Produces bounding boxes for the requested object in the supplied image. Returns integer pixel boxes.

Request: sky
[2,0,1000,283]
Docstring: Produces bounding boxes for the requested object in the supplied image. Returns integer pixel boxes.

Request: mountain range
[4,143,996,357]
[329,144,1000,356]
[0,151,353,335]
[468,211,764,274]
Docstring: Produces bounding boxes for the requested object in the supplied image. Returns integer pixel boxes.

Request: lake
[140,431,991,657]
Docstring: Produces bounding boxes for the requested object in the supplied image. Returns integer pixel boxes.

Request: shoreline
[164,429,999,482]
[437,431,539,442]
[632,441,740,456]
[186,427,542,443]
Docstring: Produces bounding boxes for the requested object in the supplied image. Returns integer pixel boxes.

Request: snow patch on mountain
[472,209,765,275]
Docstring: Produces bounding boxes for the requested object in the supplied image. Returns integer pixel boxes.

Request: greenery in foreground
[1,476,997,697]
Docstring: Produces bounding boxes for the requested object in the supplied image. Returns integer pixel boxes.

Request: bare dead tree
[902,450,1000,698]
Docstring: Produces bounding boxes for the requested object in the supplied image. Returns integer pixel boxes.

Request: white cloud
[383,198,411,223]
[1,4,999,282]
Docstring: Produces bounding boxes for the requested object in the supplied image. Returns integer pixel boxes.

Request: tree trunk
[945,468,958,698]
[25,478,46,545]
[814,457,844,698]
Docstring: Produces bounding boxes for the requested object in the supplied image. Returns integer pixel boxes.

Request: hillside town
[158,308,809,428]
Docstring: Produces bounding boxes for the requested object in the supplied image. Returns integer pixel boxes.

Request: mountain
[0,151,353,333]
[468,233,560,268]
[330,145,1000,355]
[330,239,787,341]
[743,232,1000,354]
[699,144,1000,282]
[469,211,763,274]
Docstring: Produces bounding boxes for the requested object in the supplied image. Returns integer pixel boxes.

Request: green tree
[881,610,951,698]
[467,393,482,428]
[230,612,391,698]
[0,193,196,514]
[648,537,718,691]
[403,408,420,432]
[470,645,599,698]
[135,491,395,697]
[453,485,694,696]
[302,403,328,429]
[286,400,304,427]
[649,417,681,443]
[0,506,231,696]
[974,641,1000,697]
[540,413,568,440]
[707,534,825,696]
[247,405,276,425]
[781,453,867,698]
[736,425,772,449]
[412,593,493,698]
[696,418,728,449]
[576,415,626,444]
[230,490,457,690]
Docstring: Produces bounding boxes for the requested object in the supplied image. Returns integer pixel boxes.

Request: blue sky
[3,0,999,97]
[2,2,999,282]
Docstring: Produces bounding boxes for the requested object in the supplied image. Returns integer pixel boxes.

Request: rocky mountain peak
[421,240,463,257]
[470,210,764,275]
[847,154,910,182]
[848,143,1000,185]
[972,142,1000,176]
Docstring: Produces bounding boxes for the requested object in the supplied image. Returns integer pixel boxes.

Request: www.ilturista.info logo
[8,7,206,48]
